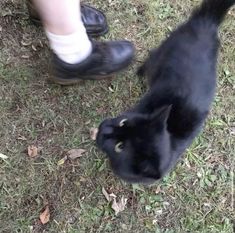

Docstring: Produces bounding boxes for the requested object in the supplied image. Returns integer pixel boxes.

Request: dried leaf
[111,196,128,215]
[102,187,111,202]
[102,187,117,202]
[67,149,86,160]
[109,193,117,199]
[18,135,27,141]
[90,128,98,141]
[39,205,50,225]
[108,86,115,92]
[27,145,38,158]
[155,185,161,194]
[0,153,8,159]
[102,187,127,215]
[21,55,30,59]
[21,40,32,46]
[32,44,37,51]
[57,156,68,166]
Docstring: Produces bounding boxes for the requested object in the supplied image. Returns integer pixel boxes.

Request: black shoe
[26,1,108,37]
[49,40,135,85]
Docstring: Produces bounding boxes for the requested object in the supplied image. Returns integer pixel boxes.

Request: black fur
[96,0,235,183]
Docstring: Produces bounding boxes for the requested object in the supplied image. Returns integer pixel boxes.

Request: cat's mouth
[113,170,157,184]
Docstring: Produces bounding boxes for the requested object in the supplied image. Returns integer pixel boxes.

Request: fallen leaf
[102,187,127,215]
[111,196,128,215]
[85,120,91,125]
[108,86,115,92]
[102,187,111,202]
[27,145,38,158]
[21,40,32,46]
[57,156,68,166]
[90,128,99,141]
[21,55,30,59]
[32,44,37,51]
[109,193,117,199]
[155,185,161,194]
[79,177,87,182]
[17,135,27,141]
[0,153,8,159]
[39,205,50,225]
[67,149,86,160]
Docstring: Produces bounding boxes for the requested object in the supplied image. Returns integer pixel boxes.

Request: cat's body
[96,0,235,183]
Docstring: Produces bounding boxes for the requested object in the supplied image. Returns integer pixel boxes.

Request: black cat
[96,0,235,183]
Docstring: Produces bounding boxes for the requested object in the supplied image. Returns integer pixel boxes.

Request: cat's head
[96,106,172,184]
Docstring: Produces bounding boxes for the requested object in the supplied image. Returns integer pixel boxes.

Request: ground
[0,0,234,232]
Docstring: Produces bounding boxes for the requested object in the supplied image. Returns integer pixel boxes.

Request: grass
[0,0,234,232]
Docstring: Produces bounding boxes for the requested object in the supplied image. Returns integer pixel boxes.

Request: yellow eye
[115,142,124,153]
[119,119,128,127]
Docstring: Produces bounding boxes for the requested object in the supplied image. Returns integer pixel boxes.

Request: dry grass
[0,0,234,232]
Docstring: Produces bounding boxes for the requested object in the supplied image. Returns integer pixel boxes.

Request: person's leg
[33,0,91,64]
[27,0,109,36]
[33,0,135,85]
[33,0,82,34]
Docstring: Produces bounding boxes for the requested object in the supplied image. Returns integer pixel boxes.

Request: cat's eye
[115,142,124,153]
[119,119,128,127]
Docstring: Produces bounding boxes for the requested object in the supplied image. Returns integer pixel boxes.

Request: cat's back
[144,17,219,119]
[154,18,219,78]
[149,17,218,97]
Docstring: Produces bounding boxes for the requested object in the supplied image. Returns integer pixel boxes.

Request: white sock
[46,26,92,64]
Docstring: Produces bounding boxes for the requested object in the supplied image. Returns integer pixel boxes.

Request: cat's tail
[192,0,235,25]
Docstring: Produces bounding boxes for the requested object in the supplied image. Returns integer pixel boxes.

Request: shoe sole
[48,57,134,86]
[47,73,114,86]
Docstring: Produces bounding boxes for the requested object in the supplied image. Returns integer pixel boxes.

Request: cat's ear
[117,112,149,128]
[117,106,171,128]
[150,105,172,124]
